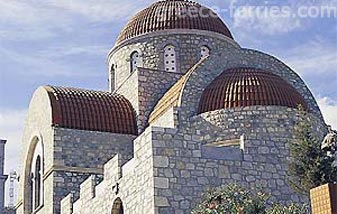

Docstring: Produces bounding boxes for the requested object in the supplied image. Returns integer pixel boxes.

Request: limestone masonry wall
[115,67,182,132]
[50,128,136,213]
[153,106,325,213]
[62,106,326,214]
[176,48,323,124]
[62,129,156,214]
[108,31,239,90]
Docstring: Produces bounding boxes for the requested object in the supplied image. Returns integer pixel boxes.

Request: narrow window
[130,51,139,73]
[109,63,116,92]
[111,198,124,214]
[34,156,42,209]
[29,173,34,212]
[164,45,177,72]
[28,138,44,211]
[201,46,210,58]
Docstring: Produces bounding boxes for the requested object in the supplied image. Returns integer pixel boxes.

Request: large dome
[116,0,233,45]
[198,67,308,113]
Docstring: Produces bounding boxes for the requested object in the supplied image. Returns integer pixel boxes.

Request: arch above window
[109,63,117,92]
[29,139,44,211]
[130,51,140,73]
[200,46,210,58]
[164,45,177,72]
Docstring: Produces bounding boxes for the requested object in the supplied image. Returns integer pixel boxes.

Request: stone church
[15,0,327,213]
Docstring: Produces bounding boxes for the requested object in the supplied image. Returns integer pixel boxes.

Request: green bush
[287,106,337,195]
[191,184,308,214]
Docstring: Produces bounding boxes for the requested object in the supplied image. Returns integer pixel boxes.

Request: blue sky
[0,0,336,205]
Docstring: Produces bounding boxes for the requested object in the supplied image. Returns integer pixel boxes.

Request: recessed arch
[130,51,140,73]
[33,155,42,209]
[111,197,124,214]
[23,134,44,214]
[109,62,117,92]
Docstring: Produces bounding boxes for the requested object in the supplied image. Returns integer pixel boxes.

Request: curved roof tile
[44,86,137,135]
[116,0,233,45]
[198,67,308,113]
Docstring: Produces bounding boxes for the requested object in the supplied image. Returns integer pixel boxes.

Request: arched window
[111,63,116,75]
[130,51,140,73]
[111,198,124,214]
[200,46,210,58]
[34,156,42,209]
[29,173,34,212]
[28,139,44,211]
[109,63,116,92]
[164,45,177,72]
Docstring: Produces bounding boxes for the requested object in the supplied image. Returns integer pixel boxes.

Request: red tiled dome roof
[116,0,233,45]
[44,86,137,135]
[198,68,308,113]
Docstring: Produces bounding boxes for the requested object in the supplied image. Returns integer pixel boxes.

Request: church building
[15,0,327,213]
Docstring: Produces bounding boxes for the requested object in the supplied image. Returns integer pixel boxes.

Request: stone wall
[108,30,240,90]
[61,129,156,214]
[176,49,324,124]
[110,30,239,133]
[61,106,326,214]
[152,106,325,213]
[110,30,323,137]
[136,68,182,131]
[115,68,182,132]
[50,128,135,214]
[114,68,139,115]
[16,87,54,214]
[15,86,137,214]
[53,128,135,169]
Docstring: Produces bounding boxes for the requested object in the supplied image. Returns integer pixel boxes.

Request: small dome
[198,68,308,113]
[116,0,233,45]
[44,86,137,135]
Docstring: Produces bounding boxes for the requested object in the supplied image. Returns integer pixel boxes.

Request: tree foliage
[191,184,308,214]
[287,106,337,195]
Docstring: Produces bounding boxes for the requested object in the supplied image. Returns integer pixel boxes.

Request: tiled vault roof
[198,67,308,113]
[116,0,233,45]
[44,86,137,135]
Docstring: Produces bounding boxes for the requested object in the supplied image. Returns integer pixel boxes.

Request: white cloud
[0,0,154,41]
[0,1,72,40]
[317,97,337,129]
[283,39,337,76]
[231,0,337,35]
[0,1,47,25]
[0,0,154,25]
[47,0,154,21]
[37,45,108,59]
[0,108,26,206]
[0,46,103,77]
[0,109,25,173]
[232,5,303,35]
